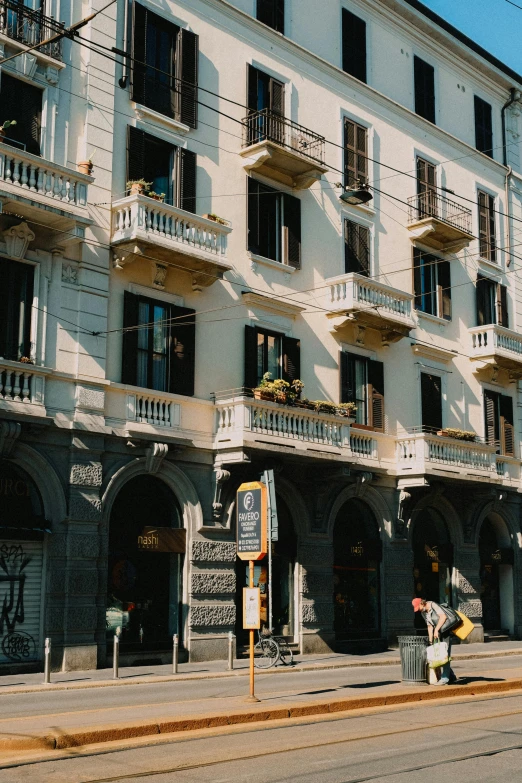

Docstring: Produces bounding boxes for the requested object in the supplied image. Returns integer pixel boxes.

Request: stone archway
[411,505,453,614]
[479,513,514,635]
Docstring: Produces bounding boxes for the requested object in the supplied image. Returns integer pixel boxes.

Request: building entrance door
[479,515,513,632]
[412,507,453,630]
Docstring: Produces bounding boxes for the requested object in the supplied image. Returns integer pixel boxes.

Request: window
[127,127,197,212]
[476,275,508,327]
[256,0,284,34]
[122,291,195,395]
[416,157,437,218]
[345,219,370,276]
[340,352,384,431]
[131,3,198,128]
[420,372,442,432]
[474,96,493,157]
[414,56,435,124]
[244,326,300,388]
[413,249,451,320]
[344,119,368,189]
[247,66,284,146]
[342,8,367,83]
[247,178,301,267]
[478,191,496,262]
[0,73,42,155]
[0,259,34,362]
[484,390,514,456]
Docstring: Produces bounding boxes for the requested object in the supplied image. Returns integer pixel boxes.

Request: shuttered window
[476,275,508,328]
[484,390,515,456]
[344,119,368,189]
[0,73,42,155]
[345,220,370,276]
[0,259,34,362]
[416,157,437,218]
[127,127,197,213]
[122,291,196,396]
[244,325,300,388]
[131,3,198,128]
[247,66,285,146]
[414,56,435,124]
[342,8,367,84]
[478,191,496,262]
[474,96,493,157]
[420,372,442,432]
[340,352,385,432]
[247,177,301,267]
[256,0,284,33]
[413,248,451,320]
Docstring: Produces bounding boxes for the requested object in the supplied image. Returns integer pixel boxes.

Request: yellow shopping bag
[452,611,474,640]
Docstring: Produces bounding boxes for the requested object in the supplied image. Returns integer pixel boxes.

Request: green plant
[126,179,152,191]
[148,191,166,201]
[310,400,357,417]
[206,213,229,225]
[0,120,16,133]
[19,356,34,364]
[439,427,476,442]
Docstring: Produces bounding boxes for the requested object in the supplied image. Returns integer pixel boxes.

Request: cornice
[241,291,305,317]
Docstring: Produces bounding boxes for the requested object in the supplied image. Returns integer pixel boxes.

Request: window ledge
[477,256,502,275]
[133,103,190,135]
[415,310,450,327]
[248,253,297,274]
[339,200,376,217]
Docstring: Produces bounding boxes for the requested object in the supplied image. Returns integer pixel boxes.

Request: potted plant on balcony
[203,213,230,226]
[0,120,16,142]
[437,427,476,442]
[253,373,291,403]
[148,191,166,202]
[310,400,357,418]
[126,179,152,196]
[19,356,34,365]
[77,151,95,176]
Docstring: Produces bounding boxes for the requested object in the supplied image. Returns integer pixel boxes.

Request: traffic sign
[236,481,267,561]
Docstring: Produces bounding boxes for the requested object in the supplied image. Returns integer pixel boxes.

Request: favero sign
[236,481,267,561]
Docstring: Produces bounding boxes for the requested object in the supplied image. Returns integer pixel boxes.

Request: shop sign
[236,481,267,561]
[0,478,30,498]
[243,587,261,629]
[137,526,186,553]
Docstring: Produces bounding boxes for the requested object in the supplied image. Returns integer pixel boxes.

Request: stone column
[384,543,414,643]
[299,540,334,654]
[454,550,484,643]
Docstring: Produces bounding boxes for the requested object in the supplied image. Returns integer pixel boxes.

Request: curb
[1,647,521,696]
[2,677,522,754]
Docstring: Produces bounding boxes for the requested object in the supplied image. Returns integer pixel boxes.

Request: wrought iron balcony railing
[0,0,64,60]
[407,190,472,236]
[242,108,325,164]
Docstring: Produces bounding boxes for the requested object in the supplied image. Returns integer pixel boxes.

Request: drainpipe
[505,164,512,267]
[501,88,521,267]
[501,88,521,167]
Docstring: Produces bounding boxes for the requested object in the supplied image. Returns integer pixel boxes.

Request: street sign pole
[263,470,278,633]
[249,559,256,702]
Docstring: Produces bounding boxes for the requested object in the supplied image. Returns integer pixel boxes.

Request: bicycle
[253,628,294,669]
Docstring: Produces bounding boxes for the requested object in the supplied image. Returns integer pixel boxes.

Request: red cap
[412,598,423,612]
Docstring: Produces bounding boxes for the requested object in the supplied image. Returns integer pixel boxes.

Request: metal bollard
[113,631,120,679]
[43,637,51,684]
[227,631,235,671]
[172,634,179,674]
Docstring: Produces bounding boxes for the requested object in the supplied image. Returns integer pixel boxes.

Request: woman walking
[412,598,457,685]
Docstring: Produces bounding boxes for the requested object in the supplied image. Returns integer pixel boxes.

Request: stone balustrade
[325,272,414,331]
[0,360,45,411]
[469,324,522,367]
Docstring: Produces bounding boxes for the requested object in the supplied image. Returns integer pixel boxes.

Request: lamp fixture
[339,180,373,206]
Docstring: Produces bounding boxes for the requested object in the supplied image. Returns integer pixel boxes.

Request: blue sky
[422,0,522,75]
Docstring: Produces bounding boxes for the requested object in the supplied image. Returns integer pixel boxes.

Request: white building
[1,0,522,671]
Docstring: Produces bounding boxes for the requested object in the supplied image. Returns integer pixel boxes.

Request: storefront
[333,499,382,640]
[479,515,514,633]
[412,507,453,629]
[106,475,186,653]
[0,460,48,666]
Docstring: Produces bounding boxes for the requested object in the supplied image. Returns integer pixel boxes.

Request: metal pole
[43,637,51,684]
[227,630,234,671]
[267,474,273,633]
[113,631,119,679]
[249,559,255,700]
[173,634,179,674]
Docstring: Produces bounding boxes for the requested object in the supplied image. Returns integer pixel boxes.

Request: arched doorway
[333,499,382,640]
[236,496,297,642]
[412,507,452,628]
[479,515,514,634]
[106,475,185,653]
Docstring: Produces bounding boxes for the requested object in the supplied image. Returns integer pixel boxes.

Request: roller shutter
[0,540,43,664]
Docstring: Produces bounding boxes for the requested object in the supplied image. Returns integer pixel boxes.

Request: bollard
[113,631,120,679]
[227,631,235,671]
[172,634,179,674]
[43,637,51,684]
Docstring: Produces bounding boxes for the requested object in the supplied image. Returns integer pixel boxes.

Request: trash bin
[398,635,429,684]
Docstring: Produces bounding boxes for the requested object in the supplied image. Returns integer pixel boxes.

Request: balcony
[240,109,328,189]
[396,429,520,487]
[0,0,64,62]
[407,191,473,253]
[324,273,415,344]
[0,143,92,237]
[469,324,522,379]
[111,195,233,290]
[0,359,46,417]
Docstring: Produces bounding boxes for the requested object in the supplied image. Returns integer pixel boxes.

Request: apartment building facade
[1,0,522,671]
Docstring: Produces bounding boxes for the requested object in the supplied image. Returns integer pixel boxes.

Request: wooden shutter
[244,325,258,389]
[498,284,509,328]
[130,1,147,105]
[484,390,498,447]
[283,193,301,269]
[413,248,422,311]
[247,64,259,112]
[257,0,284,34]
[414,56,435,123]
[437,260,451,321]
[122,291,139,385]
[420,372,442,432]
[368,360,385,432]
[488,195,496,262]
[340,351,356,404]
[168,305,195,397]
[269,77,284,116]
[345,220,370,276]
[177,29,198,128]
[476,274,487,326]
[344,119,367,188]
[478,191,489,258]
[282,336,300,384]
[474,96,493,157]
[342,8,367,83]
[247,177,261,254]
[126,125,146,183]
[500,394,515,456]
[179,148,197,212]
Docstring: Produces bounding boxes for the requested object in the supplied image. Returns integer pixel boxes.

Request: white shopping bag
[426,640,449,669]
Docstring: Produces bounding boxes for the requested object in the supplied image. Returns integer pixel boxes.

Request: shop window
[122,291,195,396]
[344,118,368,189]
[127,127,197,212]
[344,219,370,276]
[342,8,367,84]
[256,0,284,34]
[0,72,42,155]
[131,2,198,128]
[413,248,451,320]
[0,259,34,362]
[247,178,301,267]
[340,352,384,431]
[420,372,442,433]
[244,325,300,388]
[484,389,514,456]
[478,191,496,262]
[414,55,435,123]
[476,274,507,327]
